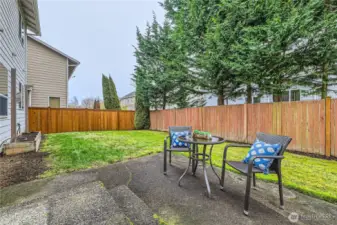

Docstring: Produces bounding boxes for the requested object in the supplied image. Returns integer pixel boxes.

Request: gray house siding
[27,37,68,108]
[205,86,337,106]
[0,0,27,143]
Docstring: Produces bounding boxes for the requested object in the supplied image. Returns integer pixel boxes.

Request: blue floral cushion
[243,139,281,174]
[170,131,190,148]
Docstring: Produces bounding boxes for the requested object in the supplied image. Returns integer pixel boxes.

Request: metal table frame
[177,136,225,198]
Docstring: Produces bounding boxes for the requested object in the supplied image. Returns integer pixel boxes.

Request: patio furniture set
[163,126,292,216]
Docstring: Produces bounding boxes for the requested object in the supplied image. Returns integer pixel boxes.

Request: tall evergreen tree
[93,98,100,109]
[294,0,337,98]
[102,74,121,110]
[108,76,121,109]
[135,0,337,108]
[102,74,112,109]
[162,0,227,104]
[134,68,150,129]
[133,27,151,129]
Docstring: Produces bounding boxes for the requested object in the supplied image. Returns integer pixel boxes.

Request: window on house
[253,96,261,104]
[49,97,61,108]
[281,91,290,102]
[0,66,8,116]
[17,81,24,110]
[291,90,300,101]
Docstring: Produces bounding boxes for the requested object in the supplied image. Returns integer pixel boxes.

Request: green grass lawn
[41,130,337,203]
[41,131,167,176]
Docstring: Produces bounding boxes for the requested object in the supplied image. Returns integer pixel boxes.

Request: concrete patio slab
[97,154,337,225]
[110,185,157,225]
[0,182,129,225]
[98,154,294,225]
[1,153,336,225]
[0,200,48,225]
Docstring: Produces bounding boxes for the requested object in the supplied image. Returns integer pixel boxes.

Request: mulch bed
[0,152,49,188]
[15,132,39,142]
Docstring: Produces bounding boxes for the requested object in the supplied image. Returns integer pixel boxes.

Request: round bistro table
[177,135,225,198]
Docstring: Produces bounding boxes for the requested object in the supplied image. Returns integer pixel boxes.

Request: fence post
[86,109,89,131]
[201,107,204,131]
[174,109,177,127]
[47,107,51,134]
[117,110,120,130]
[243,104,248,142]
[325,97,331,157]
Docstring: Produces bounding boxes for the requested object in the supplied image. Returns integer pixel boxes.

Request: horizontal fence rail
[28,107,135,134]
[150,98,336,158]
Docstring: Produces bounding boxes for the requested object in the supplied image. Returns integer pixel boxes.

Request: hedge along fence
[28,107,135,134]
[150,98,337,158]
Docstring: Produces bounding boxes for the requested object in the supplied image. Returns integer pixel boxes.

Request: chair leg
[253,173,256,187]
[220,160,226,190]
[169,151,172,165]
[277,170,284,209]
[192,144,199,175]
[163,149,167,175]
[244,173,252,216]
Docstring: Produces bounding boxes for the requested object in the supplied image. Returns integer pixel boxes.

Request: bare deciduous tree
[81,97,95,109]
[68,96,79,108]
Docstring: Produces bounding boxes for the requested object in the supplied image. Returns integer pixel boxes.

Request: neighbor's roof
[28,35,80,78]
[120,91,135,100]
[20,0,41,35]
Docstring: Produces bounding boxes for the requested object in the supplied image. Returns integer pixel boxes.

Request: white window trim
[48,96,61,108]
[290,89,301,102]
[0,93,8,118]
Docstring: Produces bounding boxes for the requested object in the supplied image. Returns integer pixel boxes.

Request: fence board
[150,111,157,130]
[175,108,188,127]
[332,99,337,157]
[150,99,334,157]
[247,103,273,143]
[119,111,135,130]
[279,100,325,155]
[29,108,134,134]
[162,110,176,131]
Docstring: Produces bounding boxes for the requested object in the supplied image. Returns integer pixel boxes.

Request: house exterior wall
[120,97,135,110]
[0,0,27,143]
[205,86,337,106]
[27,37,68,108]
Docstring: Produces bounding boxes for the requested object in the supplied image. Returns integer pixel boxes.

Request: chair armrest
[246,155,284,174]
[223,143,251,161]
[223,143,251,154]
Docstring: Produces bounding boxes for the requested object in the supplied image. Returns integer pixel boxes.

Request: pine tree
[293,0,337,99]
[137,0,337,107]
[133,27,150,129]
[134,68,150,129]
[93,98,100,109]
[108,76,121,109]
[102,74,112,109]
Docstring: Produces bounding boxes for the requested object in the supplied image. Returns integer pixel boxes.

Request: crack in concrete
[124,164,133,187]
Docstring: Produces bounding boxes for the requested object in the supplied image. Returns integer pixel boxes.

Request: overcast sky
[38,0,164,102]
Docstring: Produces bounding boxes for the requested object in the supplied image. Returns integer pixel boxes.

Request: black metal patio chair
[220,132,292,216]
[163,126,192,175]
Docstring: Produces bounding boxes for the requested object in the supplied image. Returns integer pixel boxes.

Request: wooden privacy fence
[150,98,337,158]
[28,107,135,134]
